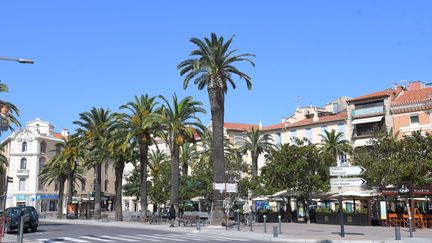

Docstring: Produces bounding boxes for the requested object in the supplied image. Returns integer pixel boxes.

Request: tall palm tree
[240,127,274,177]
[106,120,135,221]
[39,153,85,219]
[119,94,158,220]
[0,82,20,129]
[74,107,116,220]
[148,148,168,178]
[319,129,352,165]
[180,142,199,176]
[157,95,206,209]
[178,33,255,212]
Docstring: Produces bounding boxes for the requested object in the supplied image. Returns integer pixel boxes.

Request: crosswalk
[35,233,250,242]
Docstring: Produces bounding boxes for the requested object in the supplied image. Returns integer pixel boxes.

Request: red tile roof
[224,122,258,131]
[53,133,67,140]
[348,90,397,103]
[263,112,347,131]
[393,87,432,106]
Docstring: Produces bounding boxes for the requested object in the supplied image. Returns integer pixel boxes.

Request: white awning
[353,138,373,147]
[352,116,383,125]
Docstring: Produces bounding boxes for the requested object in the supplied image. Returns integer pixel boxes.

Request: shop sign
[36,194,59,200]
[398,182,413,196]
[16,195,28,201]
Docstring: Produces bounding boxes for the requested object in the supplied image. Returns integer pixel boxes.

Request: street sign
[330,177,367,187]
[330,166,366,177]
[213,183,237,192]
[7,176,13,183]
[226,183,237,193]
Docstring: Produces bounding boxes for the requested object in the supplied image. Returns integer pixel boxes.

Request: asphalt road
[15,221,269,243]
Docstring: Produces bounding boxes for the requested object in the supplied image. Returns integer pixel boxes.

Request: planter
[316,212,368,226]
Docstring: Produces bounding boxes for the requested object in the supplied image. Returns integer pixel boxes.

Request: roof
[224,122,258,131]
[348,90,397,103]
[263,112,346,131]
[53,133,67,140]
[392,87,432,106]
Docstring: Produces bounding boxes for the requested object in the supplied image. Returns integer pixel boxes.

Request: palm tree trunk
[251,153,259,177]
[170,144,180,210]
[208,86,225,225]
[182,162,188,177]
[114,160,125,221]
[57,179,66,219]
[94,164,102,220]
[67,160,75,204]
[139,141,149,221]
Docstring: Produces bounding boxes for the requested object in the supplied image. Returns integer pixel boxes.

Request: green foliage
[123,168,141,200]
[240,127,274,176]
[148,160,170,205]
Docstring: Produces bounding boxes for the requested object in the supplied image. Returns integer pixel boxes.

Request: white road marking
[136,234,187,241]
[165,234,213,241]
[79,236,115,242]
[63,237,91,242]
[99,235,140,242]
[118,234,162,242]
[185,233,249,241]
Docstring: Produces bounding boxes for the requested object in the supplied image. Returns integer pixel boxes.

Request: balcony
[353,130,374,138]
[352,106,384,118]
[16,169,29,176]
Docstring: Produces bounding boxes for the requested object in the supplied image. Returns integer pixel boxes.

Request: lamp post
[0,56,34,64]
[1,55,34,237]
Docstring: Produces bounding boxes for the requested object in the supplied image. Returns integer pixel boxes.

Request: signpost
[330,165,367,238]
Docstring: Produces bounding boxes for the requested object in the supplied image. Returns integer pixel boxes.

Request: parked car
[5,206,39,233]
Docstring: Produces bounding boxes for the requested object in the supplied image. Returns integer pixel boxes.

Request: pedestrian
[168,204,176,227]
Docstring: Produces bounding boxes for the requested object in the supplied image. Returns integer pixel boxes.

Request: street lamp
[0,56,34,64]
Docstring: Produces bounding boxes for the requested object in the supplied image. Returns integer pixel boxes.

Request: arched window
[104,163,109,176]
[40,141,47,154]
[20,158,27,169]
[81,181,86,191]
[22,142,27,152]
[54,182,59,191]
[104,180,109,192]
[19,178,26,190]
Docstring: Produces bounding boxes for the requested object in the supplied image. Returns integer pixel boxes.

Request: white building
[1,118,68,212]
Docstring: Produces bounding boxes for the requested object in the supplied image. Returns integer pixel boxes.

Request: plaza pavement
[4,218,430,243]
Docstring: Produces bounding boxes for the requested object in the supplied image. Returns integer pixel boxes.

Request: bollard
[197,218,201,231]
[18,215,24,243]
[237,210,240,231]
[249,213,253,231]
[273,226,278,237]
[278,215,282,235]
[263,215,267,233]
[395,227,401,240]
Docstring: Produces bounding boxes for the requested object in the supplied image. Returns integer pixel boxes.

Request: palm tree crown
[240,127,274,176]
[319,129,352,165]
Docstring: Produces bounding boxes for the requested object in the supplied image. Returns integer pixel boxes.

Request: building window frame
[20,158,27,170]
[104,180,109,192]
[22,142,27,152]
[410,114,419,126]
[40,141,47,154]
[19,178,26,190]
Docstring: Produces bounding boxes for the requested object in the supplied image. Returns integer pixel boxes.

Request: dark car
[5,206,39,233]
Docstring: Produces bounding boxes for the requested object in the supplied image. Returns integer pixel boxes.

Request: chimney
[258,121,262,129]
[61,128,69,138]
[312,109,319,122]
[281,118,285,123]
[408,81,423,91]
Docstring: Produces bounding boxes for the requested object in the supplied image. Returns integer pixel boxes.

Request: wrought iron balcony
[16,169,29,176]
[352,106,384,117]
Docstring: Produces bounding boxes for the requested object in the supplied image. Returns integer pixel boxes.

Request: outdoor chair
[388,213,401,227]
[401,214,409,227]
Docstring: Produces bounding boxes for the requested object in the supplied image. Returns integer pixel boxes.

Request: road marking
[185,233,249,241]
[165,234,212,241]
[118,235,161,242]
[36,239,64,243]
[99,235,139,242]
[136,234,187,241]
[63,237,91,242]
[79,236,115,242]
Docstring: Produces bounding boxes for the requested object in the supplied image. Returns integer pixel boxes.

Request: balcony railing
[16,169,29,176]
[352,106,384,117]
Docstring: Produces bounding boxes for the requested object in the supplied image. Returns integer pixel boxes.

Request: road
[16,221,268,243]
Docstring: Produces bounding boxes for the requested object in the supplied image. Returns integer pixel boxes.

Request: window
[22,142,27,152]
[40,141,47,154]
[19,178,26,190]
[305,128,312,142]
[55,144,62,155]
[93,179,97,191]
[104,163,109,176]
[290,130,297,143]
[410,115,419,126]
[104,180,109,192]
[275,133,281,146]
[20,158,27,169]
[54,182,59,191]
[234,135,243,146]
[81,181,86,191]
[38,158,46,191]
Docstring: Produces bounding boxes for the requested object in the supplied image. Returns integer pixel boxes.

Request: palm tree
[39,153,85,219]
[0,82,20,129]
[180,142,199,176]
[319,129,352,165]
[119,94,158,220]
[74,107,116,220]
[240,127,274,177]
[106,121,135,221]
[157,95,206,209]
[148,148,168,178]
[178,33,255,211]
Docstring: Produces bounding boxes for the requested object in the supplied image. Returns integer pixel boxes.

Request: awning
[353,138,373,147]
[352,116,383,125]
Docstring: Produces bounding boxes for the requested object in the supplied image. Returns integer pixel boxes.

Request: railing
[16,169,29,176]
[352,106,384,117]
[353,130,374,138]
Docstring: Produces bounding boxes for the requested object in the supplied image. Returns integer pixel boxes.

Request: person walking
[168,204,176,227]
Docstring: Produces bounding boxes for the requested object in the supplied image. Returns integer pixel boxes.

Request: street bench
[177,215,202,227]
[146,215,162,224]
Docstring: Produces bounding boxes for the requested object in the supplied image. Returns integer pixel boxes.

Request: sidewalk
[37,218,432,243]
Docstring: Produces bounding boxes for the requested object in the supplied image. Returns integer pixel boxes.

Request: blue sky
[1,1,432,136]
